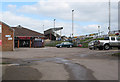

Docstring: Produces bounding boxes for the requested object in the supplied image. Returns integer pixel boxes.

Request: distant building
[44,27,63,40]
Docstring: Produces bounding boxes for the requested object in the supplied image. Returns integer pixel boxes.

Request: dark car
[56,42,73,48]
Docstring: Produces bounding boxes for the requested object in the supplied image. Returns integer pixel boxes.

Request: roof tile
[12,26,44,37]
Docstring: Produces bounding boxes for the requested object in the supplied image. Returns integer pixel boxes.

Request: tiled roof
[12,25,44,37]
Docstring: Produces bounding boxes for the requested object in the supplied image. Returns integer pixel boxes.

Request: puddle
[8,63,20,66]
[75,54,89,58]
[1,63,20,66]
[21,57,96,80]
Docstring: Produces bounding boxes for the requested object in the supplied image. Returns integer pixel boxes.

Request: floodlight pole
[54,19,56,29]
[108,0,111,35]
[72,10,74,37]
[98,26,100,37]
[43,25,44,34]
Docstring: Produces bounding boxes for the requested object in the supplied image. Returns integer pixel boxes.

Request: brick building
[0,22,14,51]
[12,25,44,48]
[0,21,44,50]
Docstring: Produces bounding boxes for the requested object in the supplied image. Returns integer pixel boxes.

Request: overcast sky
[0,0,119,36]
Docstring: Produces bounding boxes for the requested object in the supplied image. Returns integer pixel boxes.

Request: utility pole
[108,0,111,35]
[72,10,74,37]
[54,19,56,35]
[98,26,100,37]
[54,19,56,29]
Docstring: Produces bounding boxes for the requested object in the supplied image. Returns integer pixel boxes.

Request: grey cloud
[1,0,118,36]
[18,1,118,24]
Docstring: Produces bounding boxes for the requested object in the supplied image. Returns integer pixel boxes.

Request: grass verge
[112,53,120,56]
[0,62,11,64]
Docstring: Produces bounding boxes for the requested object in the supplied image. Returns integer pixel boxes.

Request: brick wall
[1,22,14,51]
[0,33,1,51]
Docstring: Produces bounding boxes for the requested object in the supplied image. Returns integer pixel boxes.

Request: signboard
[5,35,11,38]
[74,36,77,38]
[8,37,12,40]
[0,40,2,46]
[18,37,31,40]
[35,38,42,41]
[89,34,95,36]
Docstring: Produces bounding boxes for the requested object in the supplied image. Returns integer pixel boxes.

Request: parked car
[88,40,99,50]
[88,36,120,50]
[56,42,73,48]
[78,43,82,47]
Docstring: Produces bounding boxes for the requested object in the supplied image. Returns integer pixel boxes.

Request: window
[111,37,115,41]
[117,37,120,41]
[64,42,69,44]
[104,37,109,40]
[61,42,64,44]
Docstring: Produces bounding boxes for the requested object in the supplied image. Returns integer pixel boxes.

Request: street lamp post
[98,26,100,37]
[54,19,56,29]
[72,10,74,37]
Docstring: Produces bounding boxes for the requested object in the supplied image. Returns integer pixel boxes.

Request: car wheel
[104,44,110,50]
[89,48,92,50]
[98,47,103,50]
[60,46,62,48]
[118,46,120,49]
[70,45,73,48]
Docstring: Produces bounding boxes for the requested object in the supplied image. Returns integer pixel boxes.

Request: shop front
[15,37,33,48]
[12,25,44,48]
[14,37,44,48]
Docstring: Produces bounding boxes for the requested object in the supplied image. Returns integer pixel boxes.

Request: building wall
[0,33,1,51]
[1,22,14,51]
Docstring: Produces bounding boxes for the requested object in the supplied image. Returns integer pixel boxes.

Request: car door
[61,43,65,47]
[110,37,116,47]
[116,37,120,47]
[64,42,70,47]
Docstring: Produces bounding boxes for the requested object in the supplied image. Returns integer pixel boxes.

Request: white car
[89,36,120,50]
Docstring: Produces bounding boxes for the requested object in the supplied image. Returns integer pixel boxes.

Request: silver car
[88,40,99,50]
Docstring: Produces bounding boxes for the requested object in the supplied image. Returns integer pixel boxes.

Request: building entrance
[19,40,30,47]
[15,40,32,48]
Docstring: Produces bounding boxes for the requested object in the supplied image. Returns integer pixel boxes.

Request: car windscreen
[104,37,109,40]
[64,42,70,44]
[89,41,94,44]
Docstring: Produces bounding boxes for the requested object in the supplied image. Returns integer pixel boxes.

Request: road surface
[1,47,118,80]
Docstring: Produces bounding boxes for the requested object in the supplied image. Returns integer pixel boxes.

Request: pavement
[1,47,119,80]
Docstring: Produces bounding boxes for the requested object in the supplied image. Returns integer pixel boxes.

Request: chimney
[17,25,22,28]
